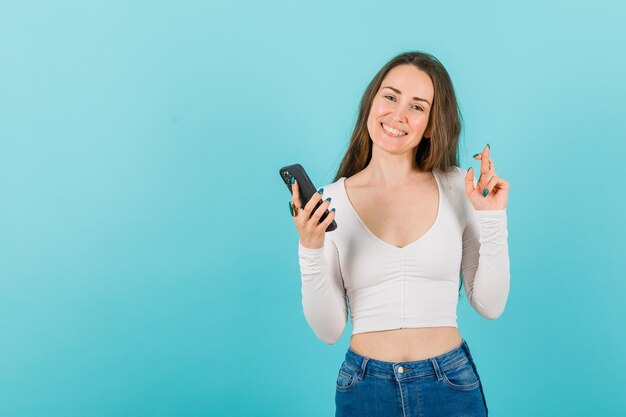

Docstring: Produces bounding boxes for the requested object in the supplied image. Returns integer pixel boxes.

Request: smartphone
[279,163,337,232]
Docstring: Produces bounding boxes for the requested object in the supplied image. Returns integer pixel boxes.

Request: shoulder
[317,176,344,200]
[314,177,346,240]
[435,166,467,192]
[436,166,473,219]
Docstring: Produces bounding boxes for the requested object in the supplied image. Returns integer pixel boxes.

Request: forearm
[462,209,510,319]
[298,240,348,344]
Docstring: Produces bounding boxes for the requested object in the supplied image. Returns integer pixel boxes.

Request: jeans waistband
[344,339,475,381]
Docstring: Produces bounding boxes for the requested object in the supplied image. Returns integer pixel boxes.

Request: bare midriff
[349,327,463,362]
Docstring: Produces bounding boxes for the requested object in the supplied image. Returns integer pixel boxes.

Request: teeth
[382,123,406,137]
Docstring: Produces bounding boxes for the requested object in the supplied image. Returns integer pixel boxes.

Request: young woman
[289,51,510,417]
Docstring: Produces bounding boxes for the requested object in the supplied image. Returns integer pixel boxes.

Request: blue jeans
[335,339,488,417]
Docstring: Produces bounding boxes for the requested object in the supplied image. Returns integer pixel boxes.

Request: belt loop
[462,339,474,361]
[430,357,444,381]
[358,356,369,380]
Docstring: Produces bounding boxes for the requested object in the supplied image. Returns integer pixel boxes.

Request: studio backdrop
[1,0,625,416]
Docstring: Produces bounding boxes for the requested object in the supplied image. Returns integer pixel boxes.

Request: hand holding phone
[279,164,337,249]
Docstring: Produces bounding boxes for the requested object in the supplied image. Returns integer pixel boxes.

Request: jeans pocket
[336,361,359,392]
[441,359,481,391]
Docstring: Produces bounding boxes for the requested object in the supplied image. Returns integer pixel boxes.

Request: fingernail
[288,201,294,215]
[487,143,490,150]
[482,188,489,197]
[331,208,336,212]
[291,177,295,184]
[473,153,480,158]
[467,167,471,172]
[318,187,324,194]
[326,197,331,201]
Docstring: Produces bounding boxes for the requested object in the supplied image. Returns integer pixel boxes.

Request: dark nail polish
[318,188,324,194]
[473,153,480,158]
[326,197,331,201]
[288,201,294,216]
[467,167,471,172]
[487,143,490,149]
[331,208,336,212]
[482,188,489,197]
[290,177,295,184]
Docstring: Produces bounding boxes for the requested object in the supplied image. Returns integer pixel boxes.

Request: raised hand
[290,178,336,249]
[464,144,510,211]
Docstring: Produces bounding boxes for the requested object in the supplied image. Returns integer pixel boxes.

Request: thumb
[464,167,475,196]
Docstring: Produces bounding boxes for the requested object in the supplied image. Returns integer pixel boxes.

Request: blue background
[1,0,625,416]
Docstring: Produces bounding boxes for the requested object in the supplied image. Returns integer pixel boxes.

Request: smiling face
[366,64,435,157]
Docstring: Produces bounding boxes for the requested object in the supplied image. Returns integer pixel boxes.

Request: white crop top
[297,166,510,344]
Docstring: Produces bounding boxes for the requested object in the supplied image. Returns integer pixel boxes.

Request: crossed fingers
[473,144,498,197]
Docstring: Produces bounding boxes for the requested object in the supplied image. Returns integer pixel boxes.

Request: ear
[423,125,432,139]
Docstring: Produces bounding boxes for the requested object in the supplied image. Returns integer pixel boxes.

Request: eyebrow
[381,86,431,105]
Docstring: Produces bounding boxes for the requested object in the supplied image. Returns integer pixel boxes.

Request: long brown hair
[333,51,463,182]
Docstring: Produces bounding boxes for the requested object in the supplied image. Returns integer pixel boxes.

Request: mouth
[381,123,408,137]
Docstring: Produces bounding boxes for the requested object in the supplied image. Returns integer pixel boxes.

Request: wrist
[299,238,324,250]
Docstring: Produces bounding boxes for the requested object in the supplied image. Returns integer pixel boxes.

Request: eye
[384,95,424,112]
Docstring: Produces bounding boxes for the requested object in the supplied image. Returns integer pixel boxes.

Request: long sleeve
[460,207,510,320]
[298,236,348,344]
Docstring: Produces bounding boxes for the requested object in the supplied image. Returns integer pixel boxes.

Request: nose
[392,106,408,122]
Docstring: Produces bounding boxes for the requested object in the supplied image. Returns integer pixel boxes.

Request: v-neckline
[339,170,442,250]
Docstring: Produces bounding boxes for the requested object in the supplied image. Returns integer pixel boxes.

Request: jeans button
[397,366,404,374]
